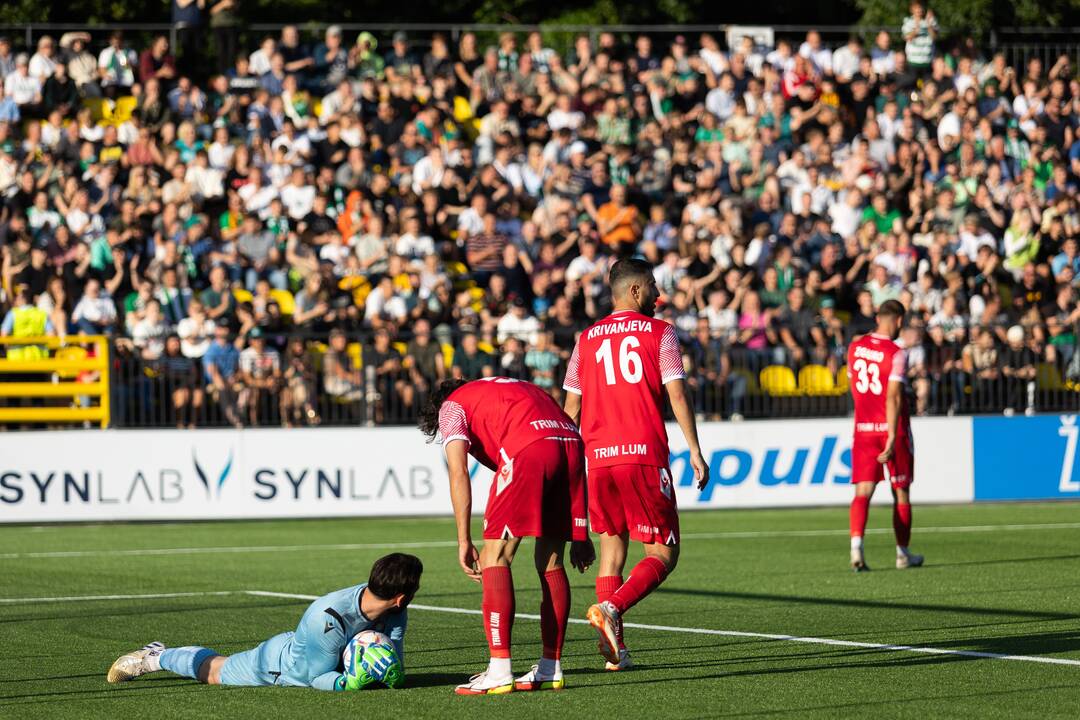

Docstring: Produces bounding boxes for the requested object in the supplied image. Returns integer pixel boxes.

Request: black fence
[95,330,1080,429]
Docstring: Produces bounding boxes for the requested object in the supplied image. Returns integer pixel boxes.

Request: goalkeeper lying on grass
[107,553,422,691]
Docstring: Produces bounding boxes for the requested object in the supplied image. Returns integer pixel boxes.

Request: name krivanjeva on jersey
[586,319,653,340]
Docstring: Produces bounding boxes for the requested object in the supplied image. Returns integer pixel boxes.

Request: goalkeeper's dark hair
[368,553,424,600]
[418,378,468,442]
[608,257,655,297]
[876,299,906,320]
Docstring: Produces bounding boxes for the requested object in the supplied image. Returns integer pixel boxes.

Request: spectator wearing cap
[312,25,349,94]
[28,36,58,86]
[6,54,42,118]
[237,326,281,426]
[384,32,419,84]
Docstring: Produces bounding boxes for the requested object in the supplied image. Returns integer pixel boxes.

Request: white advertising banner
[0,418,975,523]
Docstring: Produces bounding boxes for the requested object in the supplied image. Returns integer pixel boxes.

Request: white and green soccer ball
[342,630,393,677]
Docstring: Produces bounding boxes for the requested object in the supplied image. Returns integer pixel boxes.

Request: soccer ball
[342,630,393,676]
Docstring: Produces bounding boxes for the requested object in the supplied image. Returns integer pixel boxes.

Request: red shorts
[851,432,914,488]
[588,464,679,545]
[483,438,588,542]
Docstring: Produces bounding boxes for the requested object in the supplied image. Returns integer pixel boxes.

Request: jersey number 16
[596,336,643,385]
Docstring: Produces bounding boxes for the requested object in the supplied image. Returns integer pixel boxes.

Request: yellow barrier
[0,335,110,428]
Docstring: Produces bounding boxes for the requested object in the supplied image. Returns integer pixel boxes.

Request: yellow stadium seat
[442,343,454,368]
[312,98,323,119]
[392,341,408,357]
[82,97,112,123]
[232,288,254,304]
[1037,363,1066,391]
[799,364,839,395]
[54,346,88,380]
[309,341,328,373]
[836,365,850,393]
[759,365,799,396]
[346,342,363,369]
[478,341,496,355]
[269,289,296,315]
[112,95,138,124]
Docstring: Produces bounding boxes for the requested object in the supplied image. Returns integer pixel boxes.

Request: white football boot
[896,551,924,569]
[604,647,634,671]
[850,547,870,572]
[455,669,514,695]
[514,663,564,691]
[107,642,165,683]
[586,601,622,664]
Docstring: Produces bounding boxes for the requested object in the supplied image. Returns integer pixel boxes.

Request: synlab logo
[193,448,234,499]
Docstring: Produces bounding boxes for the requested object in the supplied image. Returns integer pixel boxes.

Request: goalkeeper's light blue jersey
[219,582,407,691]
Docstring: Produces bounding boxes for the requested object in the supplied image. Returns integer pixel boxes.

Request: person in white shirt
[958,215,997,259]
[565,240,605,297]
[705,73,737,120]
[394,214,435,260]
[185,151,224,204]
[279,168,316,220]
[98,31,137,92]
[411,147,446,195]
[546,94,584,131]
[72,279,118,335]
[238,171,279,219]
[364,277,407,326]
[456,194,487,239]
[869,31,895,76]
[831,36,863,82]
[28,36,58,84]
[829,189,864,239]
[207,126,236,170]
[5,55,42,107]
[496,297,541,345]
[176,299,214,359]
[798,31,832,76]
[248,36,275,77]
[1012,79,1044,139]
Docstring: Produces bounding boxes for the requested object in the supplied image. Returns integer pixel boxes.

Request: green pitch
[2,502,1079,719]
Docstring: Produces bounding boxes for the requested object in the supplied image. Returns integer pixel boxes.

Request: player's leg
[515,537,569,691]
[107,643,220,684]
[890,440,922,568]
[589,465,678,666]
[850,435,884,572]
[456,537,520,695]
[594,532,632,669]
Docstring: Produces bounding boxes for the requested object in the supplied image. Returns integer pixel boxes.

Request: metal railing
[71,330,1080,429]
[0,335,110,428]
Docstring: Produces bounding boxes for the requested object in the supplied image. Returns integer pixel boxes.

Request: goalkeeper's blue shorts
[219,631,297,687]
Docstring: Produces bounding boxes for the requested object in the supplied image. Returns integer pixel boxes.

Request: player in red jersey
[846,299,924,572]
[418,377,593,695]
[563,258,709,671]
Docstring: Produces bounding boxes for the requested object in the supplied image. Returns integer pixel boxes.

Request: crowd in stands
[3,3,1080,426]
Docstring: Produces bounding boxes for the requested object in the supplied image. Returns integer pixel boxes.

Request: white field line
[244,590,1080,668]
[3,521,1080,561]
[0,591,237,604]
[0,589,1077,668]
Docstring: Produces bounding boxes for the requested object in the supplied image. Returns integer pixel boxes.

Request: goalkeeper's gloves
[340,665,376,692]
[360,643,399,684]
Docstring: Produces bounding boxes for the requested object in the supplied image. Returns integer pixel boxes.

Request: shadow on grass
[0,600,305,625]
[654,587,1078,622]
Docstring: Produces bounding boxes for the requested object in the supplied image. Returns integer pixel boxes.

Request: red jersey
[438,377,580,471]
[847,333,911,435]
[563,310,685,469]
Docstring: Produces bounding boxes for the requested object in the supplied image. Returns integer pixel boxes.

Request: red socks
[481,566,514,658]
[596,575,625,648]
[540,568,570,660]
[893,502,912,547]
[850,495,870,540]
[608,557,668,615]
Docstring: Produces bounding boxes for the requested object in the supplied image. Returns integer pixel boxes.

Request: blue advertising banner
[973,415,1080,501]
